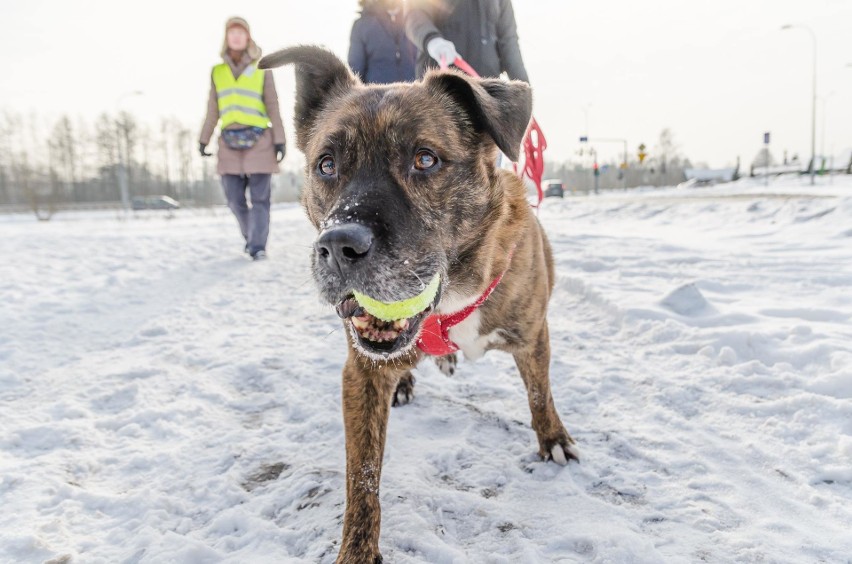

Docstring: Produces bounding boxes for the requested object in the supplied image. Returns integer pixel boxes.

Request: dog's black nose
[315,223,374,273]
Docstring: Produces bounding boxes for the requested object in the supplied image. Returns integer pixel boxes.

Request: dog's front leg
[513,321,580,465]
[338,354,398,564]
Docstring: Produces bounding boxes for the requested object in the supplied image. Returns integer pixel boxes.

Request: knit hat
[221,16,261,61]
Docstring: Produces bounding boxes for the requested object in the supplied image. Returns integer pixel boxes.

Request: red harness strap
[417,250,515,357]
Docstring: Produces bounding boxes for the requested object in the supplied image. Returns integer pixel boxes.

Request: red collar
[417,249,514,357]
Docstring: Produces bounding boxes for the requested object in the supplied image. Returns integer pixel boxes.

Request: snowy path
[1,178,851,563]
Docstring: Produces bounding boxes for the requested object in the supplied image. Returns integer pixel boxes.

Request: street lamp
[781,24,817,186]
[820,91,836,161]
[115,90,144,213]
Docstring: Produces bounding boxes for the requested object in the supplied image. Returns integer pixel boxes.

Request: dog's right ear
[258,46,359,151]
[423,70,532,162]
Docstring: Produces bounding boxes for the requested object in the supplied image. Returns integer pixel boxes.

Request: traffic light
[593,161,600,177]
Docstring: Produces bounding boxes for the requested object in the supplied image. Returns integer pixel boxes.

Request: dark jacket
[348,8,417,84]
[405,0,529,82]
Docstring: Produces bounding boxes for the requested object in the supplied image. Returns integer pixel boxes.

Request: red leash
[521,118,546,208]
[450,56,478,78]
[440,55,546,209]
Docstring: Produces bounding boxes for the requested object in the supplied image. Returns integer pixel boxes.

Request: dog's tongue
[336,297,364,319]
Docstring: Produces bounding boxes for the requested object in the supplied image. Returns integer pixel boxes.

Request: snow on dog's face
[259,46,532,359]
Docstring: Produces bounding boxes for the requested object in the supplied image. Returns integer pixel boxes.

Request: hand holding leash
[426,37,458,68]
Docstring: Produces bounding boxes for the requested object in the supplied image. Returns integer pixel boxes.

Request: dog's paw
[434,353,457,377]
[539,431,580,466]
[392,372,415,407]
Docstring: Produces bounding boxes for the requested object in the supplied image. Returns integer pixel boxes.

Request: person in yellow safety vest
[199,16,286,261]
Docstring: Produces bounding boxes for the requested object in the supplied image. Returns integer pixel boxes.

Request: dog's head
[259,46,532,359]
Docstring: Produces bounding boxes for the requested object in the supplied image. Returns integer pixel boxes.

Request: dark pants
[221,173,271,255]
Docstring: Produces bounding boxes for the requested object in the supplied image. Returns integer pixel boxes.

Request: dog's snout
[316,223,374,272]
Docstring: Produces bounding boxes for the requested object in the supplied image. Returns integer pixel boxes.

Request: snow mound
[660,282,714,316]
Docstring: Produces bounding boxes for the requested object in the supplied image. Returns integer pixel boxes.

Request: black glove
[275,143,286,163]
[199,142,212,157]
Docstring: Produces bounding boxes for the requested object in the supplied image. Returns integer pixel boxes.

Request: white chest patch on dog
[439,290,505,361]
[447,309,505,361]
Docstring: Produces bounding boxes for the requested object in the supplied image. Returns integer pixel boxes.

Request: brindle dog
[259,46,578,563]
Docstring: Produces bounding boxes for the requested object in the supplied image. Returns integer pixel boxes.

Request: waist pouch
[221,126,265,150]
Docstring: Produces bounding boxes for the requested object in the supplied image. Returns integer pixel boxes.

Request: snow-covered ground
[1,175,851,563]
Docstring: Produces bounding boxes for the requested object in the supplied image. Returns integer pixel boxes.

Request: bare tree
[0,112,12,205]
[24,151,55,219]
[94,112,119,202]
[50,115,77,201]
[0,163,7,205]
[18,153,50,220]
[137,122,154,197]
[751,147,775,169]
[115,110,138,205]
[159,118,173,197]
[175,125,193,202]
[648,128,689,186]
[76,116,101,202]
[654,128,681,174]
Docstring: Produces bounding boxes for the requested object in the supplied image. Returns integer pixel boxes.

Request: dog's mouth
[336,294,435,359]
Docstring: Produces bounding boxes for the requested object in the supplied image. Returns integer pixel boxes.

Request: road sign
[638,143,647,164]
[579,136,588,143]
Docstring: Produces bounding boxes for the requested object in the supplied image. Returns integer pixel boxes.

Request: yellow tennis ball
[353,274,440,321]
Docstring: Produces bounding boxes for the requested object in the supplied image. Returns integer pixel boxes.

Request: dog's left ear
[424,71,532,162]
[259,45,359,151]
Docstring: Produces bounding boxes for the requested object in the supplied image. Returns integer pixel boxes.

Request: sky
[1,0,850,169]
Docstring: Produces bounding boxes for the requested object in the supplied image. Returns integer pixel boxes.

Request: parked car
[543,179,565,198]
[131,196,180,211]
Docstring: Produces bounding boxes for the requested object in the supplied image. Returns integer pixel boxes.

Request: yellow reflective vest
[212,63,270,129]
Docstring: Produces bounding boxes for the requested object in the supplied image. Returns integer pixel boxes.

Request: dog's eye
[413,150,439,171]
[318,155,336,177]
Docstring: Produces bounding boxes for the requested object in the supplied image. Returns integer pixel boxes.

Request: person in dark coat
[348,0,417,84]
[405,0,529,82]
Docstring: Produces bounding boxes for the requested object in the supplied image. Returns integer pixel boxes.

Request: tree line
[0,111,302,219]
